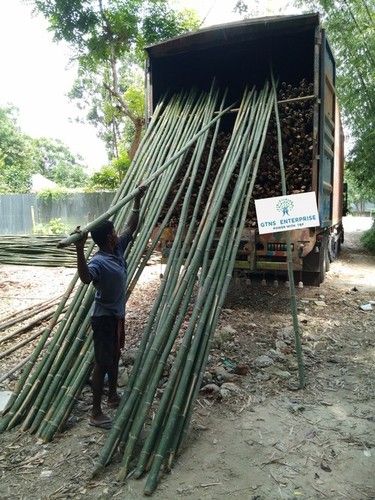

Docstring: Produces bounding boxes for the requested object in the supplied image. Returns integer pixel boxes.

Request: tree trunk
[129,118,144,160]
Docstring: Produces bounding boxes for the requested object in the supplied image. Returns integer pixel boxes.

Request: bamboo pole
[0,306,66,346]
[0,296,61,332]
[143,86,274,495]
[57,101,235,249]
[0,314,66,361]
[271,71,305,388]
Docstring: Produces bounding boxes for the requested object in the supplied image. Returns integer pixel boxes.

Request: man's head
[90,220,118,250]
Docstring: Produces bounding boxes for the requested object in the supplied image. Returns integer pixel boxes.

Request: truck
[145,13,346,286]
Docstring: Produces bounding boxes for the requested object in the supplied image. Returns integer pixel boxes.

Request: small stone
[220,382,242,398]
[275,340,288,351]
[254,355,274,368]
[277,326,293,341]
[314,300,327,307]
[285,355,299,371]
[256,372,271,381]
[266,349,285,362]
[233,364,249,376]
[200,383,220,395]
[264,366,291,380]
[202,371,213,385]
[360,303,373,311]
[40,470,53,479]
[214,366,235,382]
[220,382,242,393]
[122,349,138,366]
[222,324,237,335]
[288,403,305,414]
[118,369,129,387]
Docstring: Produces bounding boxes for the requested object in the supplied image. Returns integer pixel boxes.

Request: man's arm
[74,231,92,284]
[121,184,147,237]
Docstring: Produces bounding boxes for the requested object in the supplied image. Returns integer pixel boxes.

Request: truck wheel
[302,235,328,286]
[328,234,336,262]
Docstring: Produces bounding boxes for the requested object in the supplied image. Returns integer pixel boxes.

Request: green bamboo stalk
[0,273,80,429]
[38,331,93,441]
[114,91,221,471]
[143,86,274,494]
[125,90,221,392]
[132,87,261,480]
[36,317,92,436]
[271,71,305,388]
[57,100,235,249]
[92,90,224,475]
[116,273,197,480]
[25,289,95,433]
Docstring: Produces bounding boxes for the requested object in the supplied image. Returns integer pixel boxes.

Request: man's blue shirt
[88,233,132,318]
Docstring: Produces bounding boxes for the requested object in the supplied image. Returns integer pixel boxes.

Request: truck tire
[302,235,329,286]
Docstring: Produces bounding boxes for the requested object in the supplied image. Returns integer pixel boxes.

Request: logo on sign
[255,192,320,235]
[276,198,294,217]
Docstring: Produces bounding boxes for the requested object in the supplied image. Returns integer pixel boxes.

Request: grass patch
[361,222,375,254]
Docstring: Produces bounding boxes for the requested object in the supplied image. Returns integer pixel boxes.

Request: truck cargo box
[145,14,345,285]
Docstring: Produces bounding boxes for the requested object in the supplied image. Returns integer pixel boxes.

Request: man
[74,185,146,428]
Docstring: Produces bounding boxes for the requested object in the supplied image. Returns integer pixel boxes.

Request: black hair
[90,220,114,248]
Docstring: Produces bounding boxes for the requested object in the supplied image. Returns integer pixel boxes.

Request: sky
[0,0,298,173]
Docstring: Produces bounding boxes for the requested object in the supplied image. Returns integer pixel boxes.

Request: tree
[0,106,35,192]
[233,0,375,199]
[30,137,88,188]
[32,1,200,160]
[295,0,375,199]
[0,105,87,192]
[88,164,120,190]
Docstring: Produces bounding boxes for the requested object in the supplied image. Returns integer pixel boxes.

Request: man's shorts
[91,316,122,367]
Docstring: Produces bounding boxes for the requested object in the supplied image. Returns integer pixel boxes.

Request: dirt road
[0,218,374,499]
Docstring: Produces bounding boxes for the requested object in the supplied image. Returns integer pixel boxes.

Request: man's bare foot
[89,413,112,429]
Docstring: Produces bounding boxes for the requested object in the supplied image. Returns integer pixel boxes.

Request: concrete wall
[0,192,115,235]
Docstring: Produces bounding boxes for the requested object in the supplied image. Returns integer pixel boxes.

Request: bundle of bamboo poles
[1,80,300,495]
[0,235,82,267]
[0,301,68,362]
[159,78,314,229]
[0,86,232,443]
[90,83,275,495]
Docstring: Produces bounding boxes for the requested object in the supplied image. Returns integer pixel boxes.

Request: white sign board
[255,192,320,235]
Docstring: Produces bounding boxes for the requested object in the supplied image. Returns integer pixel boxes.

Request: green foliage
[124,84,145,119]
[361,222,375,254]
[346,129,375,198]
[0,106,36,192]
[88,164,120,190]
[37,187,69,203]
[32,0,200,161]
[293,0,375,197]
[111,148,131,181]
[33,218,69,235]
[0,105,88,193]
[31,137,88,188]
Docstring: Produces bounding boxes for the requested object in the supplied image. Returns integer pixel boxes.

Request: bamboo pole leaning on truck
[56,101,235,249]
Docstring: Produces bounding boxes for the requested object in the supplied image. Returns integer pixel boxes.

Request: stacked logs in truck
[159,79,314,228]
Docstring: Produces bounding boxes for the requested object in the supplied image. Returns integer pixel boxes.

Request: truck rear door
[318,31,336,228]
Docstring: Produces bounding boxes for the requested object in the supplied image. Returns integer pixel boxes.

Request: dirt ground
[0,216,374,499]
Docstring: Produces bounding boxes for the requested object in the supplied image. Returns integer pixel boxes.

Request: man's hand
[135,183,147,202]
[71,226,88,252]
